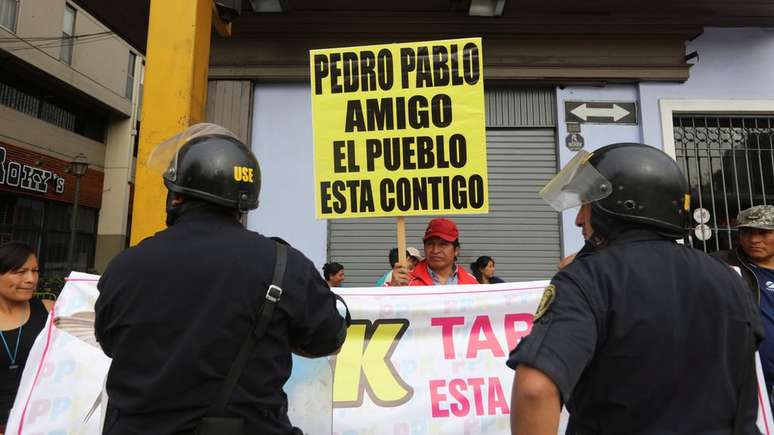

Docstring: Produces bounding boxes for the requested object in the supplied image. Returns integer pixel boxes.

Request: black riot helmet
[148,123,261,212]
[541,143,690,238]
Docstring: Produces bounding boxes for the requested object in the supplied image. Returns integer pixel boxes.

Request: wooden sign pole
[396,216,407,266]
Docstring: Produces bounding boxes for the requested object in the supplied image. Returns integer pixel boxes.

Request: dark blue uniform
[508,230,762,435]
[95,207,347,435]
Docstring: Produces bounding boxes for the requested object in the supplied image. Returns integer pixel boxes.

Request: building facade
[201,4,774,287]
[58,1,774,286]
[0,0,143,275]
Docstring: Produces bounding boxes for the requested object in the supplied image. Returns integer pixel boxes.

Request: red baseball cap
[423,218,459,242]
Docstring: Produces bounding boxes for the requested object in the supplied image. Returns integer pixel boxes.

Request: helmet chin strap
[237,191,251,213]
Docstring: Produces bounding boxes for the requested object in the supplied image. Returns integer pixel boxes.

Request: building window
[0,82,40,118]
[60,4,76,64]
[136,60,145,120]
[0,193,98,276]
[0,0,17,32]
[125,52,136,99]
[673,114,774,253]
[0,76,107,143]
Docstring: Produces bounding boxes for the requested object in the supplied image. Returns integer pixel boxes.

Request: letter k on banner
[333,319,414,407]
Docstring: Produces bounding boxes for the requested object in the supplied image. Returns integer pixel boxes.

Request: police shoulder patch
[534,284,556,321]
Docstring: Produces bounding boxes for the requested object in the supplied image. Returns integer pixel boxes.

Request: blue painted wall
[556,27,774,255]
[248,83,328,270]
[248,28,774,268]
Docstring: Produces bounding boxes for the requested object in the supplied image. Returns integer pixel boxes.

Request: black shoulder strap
[208,242,288,416]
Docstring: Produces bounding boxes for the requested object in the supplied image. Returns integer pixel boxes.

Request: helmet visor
[146,123,239,178]
[540,150,613,211]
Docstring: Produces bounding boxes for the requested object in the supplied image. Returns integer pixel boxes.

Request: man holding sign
[508,143,762,435]
[389,218,478,286]
[309,38,488,287]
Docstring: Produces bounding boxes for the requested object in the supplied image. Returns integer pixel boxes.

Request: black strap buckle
[266,284,283,303]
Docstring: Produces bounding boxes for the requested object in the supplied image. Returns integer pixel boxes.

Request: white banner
[6,272,109,435]
[7,278,771,434]
[287,281,774,435]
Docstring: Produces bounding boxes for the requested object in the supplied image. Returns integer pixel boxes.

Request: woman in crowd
[0,242,53,431]
[323,262,345,288]
[470,255,505,284]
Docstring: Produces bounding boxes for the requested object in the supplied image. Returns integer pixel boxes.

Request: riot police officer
[508,143,762,435]
[95,124,349,435]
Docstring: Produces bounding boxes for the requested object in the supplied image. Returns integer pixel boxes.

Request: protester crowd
[0,125,771,435]
[328,219,509,288]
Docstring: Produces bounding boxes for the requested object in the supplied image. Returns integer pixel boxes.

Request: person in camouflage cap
[714,204,774,300]
[715,204,774,404]
[738,205,774,231]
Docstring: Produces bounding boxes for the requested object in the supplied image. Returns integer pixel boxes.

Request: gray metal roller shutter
[328,88,560,287]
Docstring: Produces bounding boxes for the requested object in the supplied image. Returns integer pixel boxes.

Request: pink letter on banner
[429,379,450,418]
[431,316,465,360]
[504,313,533,351]
[39,362,55,380]
[26,399,50,424]
[448,378,470,417]
[466,316,505,358]
[468,377,486,416]
[487,377,510,415]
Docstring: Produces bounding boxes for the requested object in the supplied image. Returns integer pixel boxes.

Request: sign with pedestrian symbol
[565,133,584,151]
[564,101,637,125]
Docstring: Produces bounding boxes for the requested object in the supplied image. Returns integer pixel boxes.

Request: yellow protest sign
[310,38,488,219]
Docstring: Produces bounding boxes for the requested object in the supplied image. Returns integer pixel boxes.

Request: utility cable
[0,31,114,42]
[0,30,134,102]
[4,34,115,53]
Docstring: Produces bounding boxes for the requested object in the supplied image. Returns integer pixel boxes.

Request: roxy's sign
[0,146,65,195]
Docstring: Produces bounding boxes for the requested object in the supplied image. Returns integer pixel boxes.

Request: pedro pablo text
[310,38,488,219]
